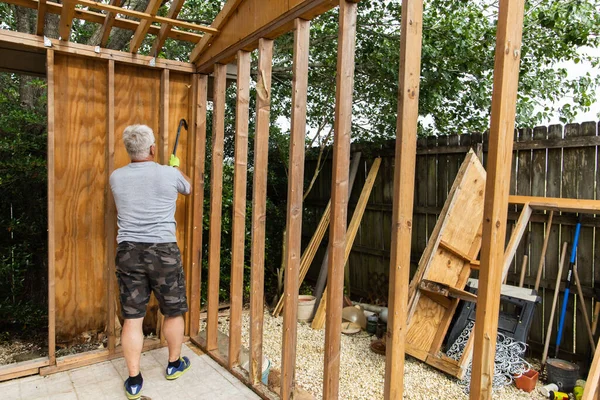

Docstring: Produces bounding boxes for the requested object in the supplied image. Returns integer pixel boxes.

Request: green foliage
[271,0,600,137]
[198,82,291,306]
[0,73,48,335]
[0,3,15,29]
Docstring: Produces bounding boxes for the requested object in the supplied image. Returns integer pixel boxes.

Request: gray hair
[122,124,155,161]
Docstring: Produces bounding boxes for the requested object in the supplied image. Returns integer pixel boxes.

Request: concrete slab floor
[1,343,260,400]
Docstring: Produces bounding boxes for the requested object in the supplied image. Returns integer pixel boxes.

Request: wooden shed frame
[0,0,547,399]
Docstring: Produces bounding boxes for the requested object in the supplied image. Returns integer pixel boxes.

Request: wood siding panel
[54,54,108,339]
[50,57,193,341]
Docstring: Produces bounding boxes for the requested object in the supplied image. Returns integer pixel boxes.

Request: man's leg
[163,315,185,362]
[122,317,145,376]
[149,243,190,378]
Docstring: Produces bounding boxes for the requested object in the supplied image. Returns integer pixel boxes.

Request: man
[110,124,192,399]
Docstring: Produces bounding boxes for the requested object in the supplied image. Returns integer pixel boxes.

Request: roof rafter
[36,0,47,35]
[149,0,184,57]
[98,0,123,47]
[4,0,203,43]
[129,0,162,54]
[76,0,217,35]
[58,0,76,41]
[189,0,244,63]
[193,0,338,69]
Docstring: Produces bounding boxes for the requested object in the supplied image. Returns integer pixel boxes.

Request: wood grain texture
[501,204,532,281]
[407,151,483,310]
[509,196,600,213]
[384,2,424,397]
[470,0,525,397]
[405,152,485,373]
[36,0,47,36]
[0,358,50,382]
[168,71,191,274]
[206,63,227,352]
[58,0,75,41]
[47,49,56,365]
[183,78,195,336]
[189,74,208,338]
[169,72,192,334]
[281,18,309,400]
[323,3,358,398]
[229,50,251,368]
[105,59,117,353]
[54,54,108,339]
[249,38,273,385]
[160,69,170,166]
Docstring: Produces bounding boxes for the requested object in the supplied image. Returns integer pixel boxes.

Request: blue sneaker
[165,356,191,380]
[124,376,143,400]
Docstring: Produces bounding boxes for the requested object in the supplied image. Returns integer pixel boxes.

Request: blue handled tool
[555,220,582,358]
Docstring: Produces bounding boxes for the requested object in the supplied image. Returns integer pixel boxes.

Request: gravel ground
[210,310,548,400]
[0,339,44,365]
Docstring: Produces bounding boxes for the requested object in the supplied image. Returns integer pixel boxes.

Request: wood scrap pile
[405,150,486,379]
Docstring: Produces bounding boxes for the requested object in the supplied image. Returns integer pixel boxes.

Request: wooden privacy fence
[304,121,600,359]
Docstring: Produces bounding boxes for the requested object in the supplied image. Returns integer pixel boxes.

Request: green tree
[0,72,48,334]
[260,0,600,137]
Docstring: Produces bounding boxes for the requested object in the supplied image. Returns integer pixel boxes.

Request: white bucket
[240,354,270,385]
[297,295,316,321]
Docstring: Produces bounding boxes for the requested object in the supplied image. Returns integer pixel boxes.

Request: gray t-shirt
[109,161,191,243]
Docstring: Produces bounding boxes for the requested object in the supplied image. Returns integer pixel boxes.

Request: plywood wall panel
[51,57,193,340]
[167,72,191,257]
[113,64,161,170]
[53,54,108,339]
[167,72,192,329]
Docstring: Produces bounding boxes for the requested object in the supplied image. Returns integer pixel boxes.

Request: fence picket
[529,125,548,345]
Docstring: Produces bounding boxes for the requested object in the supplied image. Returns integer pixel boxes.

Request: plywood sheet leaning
[405,150,486,378]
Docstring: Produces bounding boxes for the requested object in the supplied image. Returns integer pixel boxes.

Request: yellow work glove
[169,154,180,167]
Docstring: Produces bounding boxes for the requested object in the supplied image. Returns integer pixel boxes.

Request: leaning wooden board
[405,150,486,378]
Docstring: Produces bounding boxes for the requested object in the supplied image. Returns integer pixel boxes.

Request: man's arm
[176,168,192,195]
[168,154,192,195]
[178,169,192,187]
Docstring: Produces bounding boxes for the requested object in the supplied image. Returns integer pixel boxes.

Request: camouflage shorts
[115,241,188,319]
